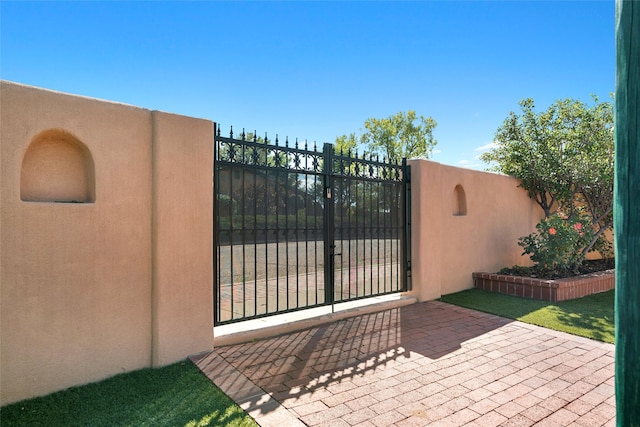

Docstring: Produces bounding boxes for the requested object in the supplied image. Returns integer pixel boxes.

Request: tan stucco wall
[0,81,547,405]
[151,111,213,367]
[408,159,542,301]
[0,81,213,405]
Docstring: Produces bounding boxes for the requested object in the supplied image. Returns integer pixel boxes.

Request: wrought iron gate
[214,126,411,325]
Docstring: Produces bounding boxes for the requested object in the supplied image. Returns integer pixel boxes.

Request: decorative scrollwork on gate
[216,125,323,174]
[332,150,404,182]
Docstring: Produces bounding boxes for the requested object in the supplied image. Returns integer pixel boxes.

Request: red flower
[573,222,583,231]
[548,227,557,235]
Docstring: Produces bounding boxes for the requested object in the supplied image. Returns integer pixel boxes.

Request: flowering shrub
[518,212,596,276]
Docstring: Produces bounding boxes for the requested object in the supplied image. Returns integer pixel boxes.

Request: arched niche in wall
[453,184,467,216]
[21,129,95,203]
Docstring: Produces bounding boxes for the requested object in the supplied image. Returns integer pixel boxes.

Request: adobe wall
[408,159,543,301]
[0,81,548,405]
[0,81,213,405]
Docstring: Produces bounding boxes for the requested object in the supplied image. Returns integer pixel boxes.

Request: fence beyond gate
[214,126,411,325]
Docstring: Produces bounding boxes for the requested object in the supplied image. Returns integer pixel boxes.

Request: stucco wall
[1,81,547,405]
[151,111,213,367]
[0,81,213,405]
[408,159,542,301]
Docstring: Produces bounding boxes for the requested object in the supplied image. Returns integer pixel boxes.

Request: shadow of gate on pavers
[214,126,412,325]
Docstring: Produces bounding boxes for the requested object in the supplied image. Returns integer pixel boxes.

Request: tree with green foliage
[334,133,359,156]
[480,96,614,257]
[335,111,437,161]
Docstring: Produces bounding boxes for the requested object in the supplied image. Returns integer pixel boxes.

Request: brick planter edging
[472,269,615,302]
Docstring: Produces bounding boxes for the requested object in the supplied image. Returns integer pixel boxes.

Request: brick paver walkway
[192,301,616,426]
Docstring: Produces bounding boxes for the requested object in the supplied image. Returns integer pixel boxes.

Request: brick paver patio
[192,301,615,426]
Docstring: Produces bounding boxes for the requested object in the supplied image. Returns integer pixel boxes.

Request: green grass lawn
[0,360,258,427]
[440,288,615,344]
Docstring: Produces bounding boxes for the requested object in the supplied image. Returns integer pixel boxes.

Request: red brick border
[472,269,614,302]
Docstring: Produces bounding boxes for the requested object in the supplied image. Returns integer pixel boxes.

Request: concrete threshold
[214,293,417,347]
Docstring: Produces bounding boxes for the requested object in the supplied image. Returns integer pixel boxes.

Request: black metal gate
[214,126,411,325]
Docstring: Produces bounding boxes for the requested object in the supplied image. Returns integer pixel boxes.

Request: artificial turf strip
[439,289,614,344]
[0,360,259,427]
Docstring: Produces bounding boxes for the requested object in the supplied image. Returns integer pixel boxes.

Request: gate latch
[330,243,341,257]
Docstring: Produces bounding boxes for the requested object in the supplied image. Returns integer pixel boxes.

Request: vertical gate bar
[323,143,334,306]
[388,180,393,292]
[306,172,311,307]
[295,170,300,309]
[395,181,400,291]
[384,180,389,293]
[396,180,400,291]
[304,154,309,307]
[229,159,235,320]
[376,179,380,296]
[338,177,344,301]
[397,180,400,291]
[285,166,290,310]
[253,156,258,317]
[401,159,410,292]
[400,178,404,290]
[355,174,359,298]
[385,182,394,292]
[376,179,381,296]
[342,176,357,298]
[348,176,352,299]
[335,157,340,302]
[335,176,339,302]
[388,179,392,293]
[383,179,387,294]
[399,179,402,290]
[341,177,345,300]
[392,180,396,292]
[337,165,340,301]
[391,181,396,292]
[306,146,311,306]
[381,179,385,294]
[241,145,246,318]
[275,168,280,312]
[264,168,269,314]
[393,181,397,292]
[213,124,219,325]
[303,170,308,307]
[315,173,320,304]
[364,180,368,296]
[408,164,412,290]
[369,179,373,296]
[383,180,388,293]
[380,179,384,294]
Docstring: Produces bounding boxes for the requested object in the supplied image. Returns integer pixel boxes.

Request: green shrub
[519,212,595,276]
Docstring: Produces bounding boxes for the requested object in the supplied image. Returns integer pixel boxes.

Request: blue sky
[1,1,614,169]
